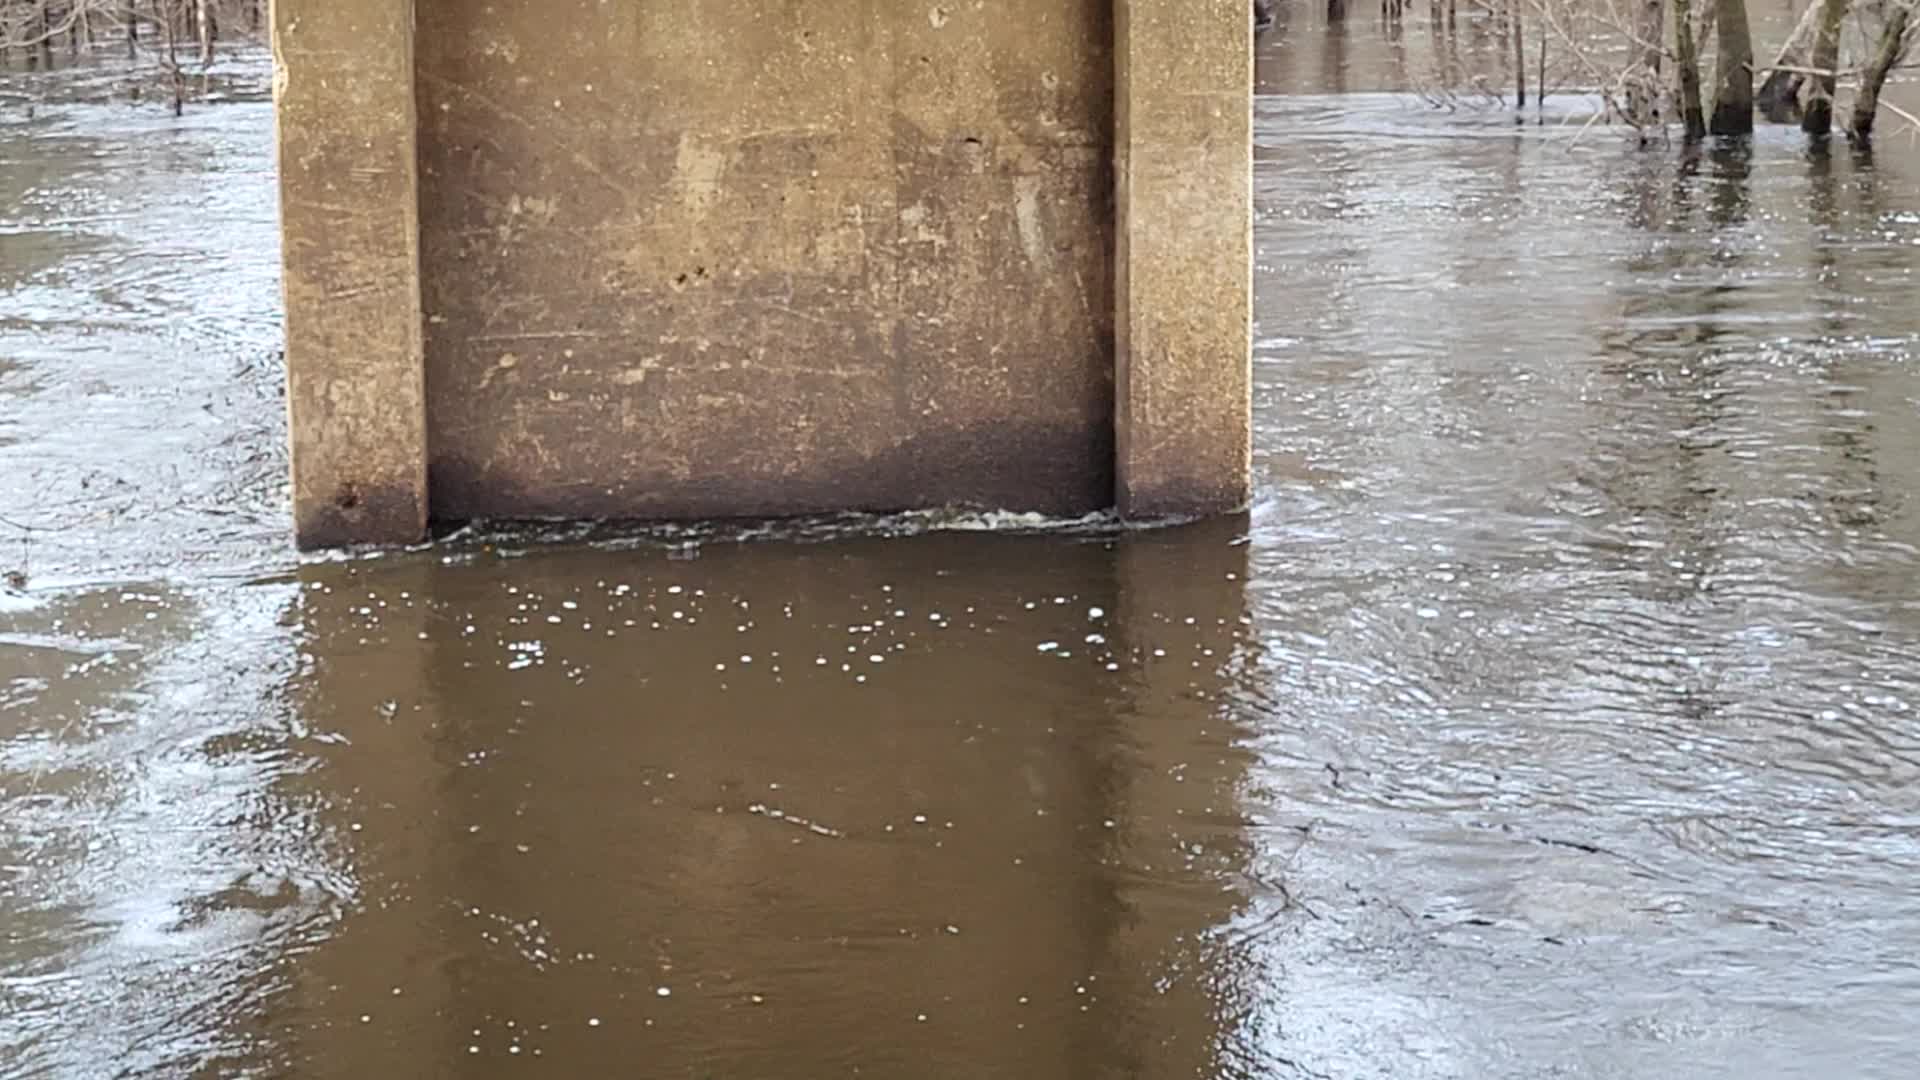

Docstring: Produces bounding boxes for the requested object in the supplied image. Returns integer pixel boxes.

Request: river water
[4,17,1920,1080]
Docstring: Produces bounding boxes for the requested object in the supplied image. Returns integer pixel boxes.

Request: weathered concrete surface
[414,1,1116,522]
[275,1,1252,544]
[273,0,428,549]
[1115,0,1253,518]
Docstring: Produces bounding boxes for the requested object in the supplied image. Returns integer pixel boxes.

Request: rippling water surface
[4,21,1920,1079]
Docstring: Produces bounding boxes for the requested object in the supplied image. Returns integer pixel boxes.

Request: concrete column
[274,0,428,549]
[1114,0,1254,518]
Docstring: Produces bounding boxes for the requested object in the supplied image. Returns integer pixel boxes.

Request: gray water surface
[5,24,1920,1080]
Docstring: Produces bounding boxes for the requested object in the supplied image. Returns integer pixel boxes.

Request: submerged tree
[1500,0,1914,143]
[2,1,271,116]
[1628,0,1666,128]
[1851,0,1915,140]
[1710,0,1755,134]
[1756,3,1824,121]
[1802,0,1855,135]
[1673,0,1708,139]
[1,1,263,73]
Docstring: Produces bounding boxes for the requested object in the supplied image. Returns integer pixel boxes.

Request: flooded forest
[2,1,262,112]
[5,1,1920,1079]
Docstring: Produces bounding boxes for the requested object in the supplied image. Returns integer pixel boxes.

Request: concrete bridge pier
[273,1,1250,549]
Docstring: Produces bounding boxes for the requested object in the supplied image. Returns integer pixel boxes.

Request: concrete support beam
[274,0,428,549]
[1114,0,1254,519]
[273,2,1253,547]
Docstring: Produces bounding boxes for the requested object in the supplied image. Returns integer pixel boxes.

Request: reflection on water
[7,21,1920,1080]
[4,525,1257,1078]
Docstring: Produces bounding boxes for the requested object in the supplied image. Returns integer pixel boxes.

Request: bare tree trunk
[20,6,37,71]
[1536,15,1546,114]
[1511,0,1526,108]
[1627,0,1667,126]
[24,2,49,70]
[195,0,213,65]
[1757,1,1823,120]
[1803,0,1853,134]
[1850,0,1914,139]
[160,0,183,115]
[1674,0,1708,137]
[1710,0,1755,134]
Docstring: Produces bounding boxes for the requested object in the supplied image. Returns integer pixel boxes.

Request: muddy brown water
[5,19,1920,1080]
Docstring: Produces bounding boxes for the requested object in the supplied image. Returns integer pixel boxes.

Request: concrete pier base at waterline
[273,1,1251,549]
